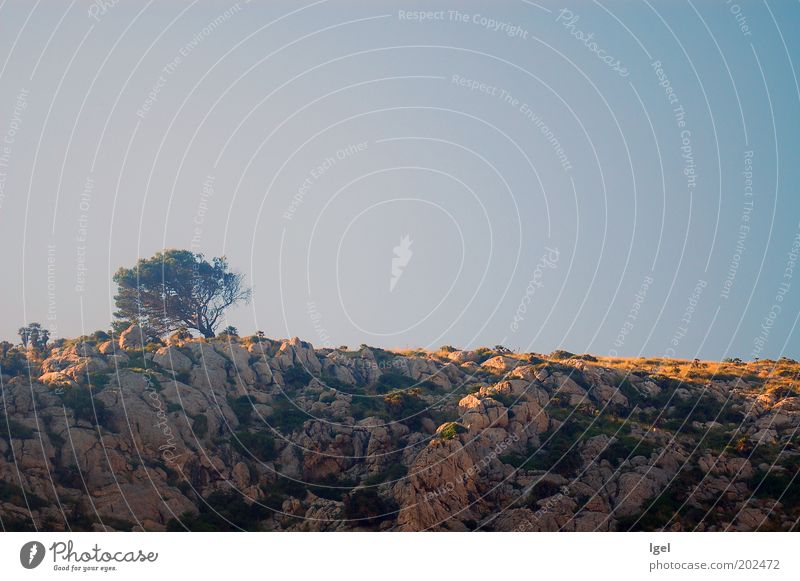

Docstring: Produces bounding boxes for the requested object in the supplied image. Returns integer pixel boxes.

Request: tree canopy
[113,249,250,338]
[18,322,49,351]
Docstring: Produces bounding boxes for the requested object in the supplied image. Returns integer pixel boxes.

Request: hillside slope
[1,329,798,531]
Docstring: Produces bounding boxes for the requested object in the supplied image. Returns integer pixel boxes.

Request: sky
[0,0,798,360]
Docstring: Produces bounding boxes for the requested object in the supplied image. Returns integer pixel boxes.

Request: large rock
[119,325,144,350]
[396,438,479,531]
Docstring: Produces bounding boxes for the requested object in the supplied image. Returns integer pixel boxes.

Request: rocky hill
[1,328,798,531]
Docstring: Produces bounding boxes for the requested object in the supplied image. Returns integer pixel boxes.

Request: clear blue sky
[1,0,798,360]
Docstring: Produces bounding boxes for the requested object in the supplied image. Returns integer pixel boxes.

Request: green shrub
[0,347,27,377]
[343,488,394,528]
[364,463,408,486]
[350,395,388,421]
[85,371,111,389]
[376,371,415,391]
[167,490,271,531]
[60,387,109,426]
[749,469,800,507]
[270,400,308,433]
[549,349,575,360]
[0,481,47,509]
[371,348,395,365]
[598,436,658,464]
[438,422,467,440]
[319,373,350,392]
[192,414,209,438]
[525,479,563,505]
[233,430,276,462]
[173,370,191,384]
[0,417,35,440]
[384,389,427,428]
[227,395,254,424]
[488,392,517,408]
[283,364,312,389]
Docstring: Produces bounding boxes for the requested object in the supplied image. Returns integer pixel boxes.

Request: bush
[283,364,312,389]
[438,422,467,440]
[376,371,415,391]
[526,480,563,504]
[598,436,658,464]
[488,392,518,408]
[350,395,388,421]
[549,349,575,360]
[343,488,394,528]
[85,371,111,390]
[0,347,27,377]
[0,417,35,440]
[0,481,47,510]
[192,414,209,438]
[270,400,308,433]
[91,330,111,342]
[384,389,427,428]
[167,490,270,531]
[60,387,109,426]
[749,469,800,507]
[233,430,276,462]
[173,370,191,384]
[364,463,408,486]
[227,395,254,424]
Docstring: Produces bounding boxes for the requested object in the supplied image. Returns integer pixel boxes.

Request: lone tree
[18,322,49,352]
[113,249,251,338]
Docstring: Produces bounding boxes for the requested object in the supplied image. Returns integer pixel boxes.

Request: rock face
[119,325,144,350]
[0,337,798,532]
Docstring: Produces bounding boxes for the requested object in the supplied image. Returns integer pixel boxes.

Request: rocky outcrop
[119,325,144,350]
[1,336,797,531]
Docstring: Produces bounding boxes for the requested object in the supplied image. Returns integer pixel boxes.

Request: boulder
[119,325,144,350]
